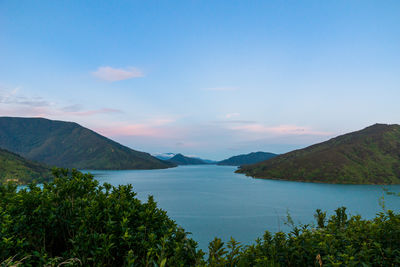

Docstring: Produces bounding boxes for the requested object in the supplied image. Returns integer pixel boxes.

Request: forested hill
[167,153,208,165]
[0,117,175,170]
[237,124,400,184]
[0,148,51,184]
[218,151,277,166]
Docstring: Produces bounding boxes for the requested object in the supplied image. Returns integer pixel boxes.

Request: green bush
[1,169,399,266]
[240,209,399,266]
[0,169,204,266]
[205,208,400,267]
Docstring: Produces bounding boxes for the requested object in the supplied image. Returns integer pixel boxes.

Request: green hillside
[237,124,400,184]
[0,117,175,170]
[218,151,277,166]
[0,148,51,184]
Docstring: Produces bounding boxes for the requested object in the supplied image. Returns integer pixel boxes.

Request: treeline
[1,170,399,266]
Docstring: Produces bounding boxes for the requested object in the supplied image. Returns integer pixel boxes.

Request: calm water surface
[87,165,400,250]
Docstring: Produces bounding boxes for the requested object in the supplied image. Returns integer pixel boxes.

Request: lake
[87,165,400,251]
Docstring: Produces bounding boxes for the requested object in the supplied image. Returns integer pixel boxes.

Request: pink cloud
[0,104,123,120]
[92,66,144,82]
[94,118,176,138]
[231,124,332,136]
[71,108,122,116]
[97,124,159,137]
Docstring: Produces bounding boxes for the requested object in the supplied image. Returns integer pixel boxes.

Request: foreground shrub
[0,169,204,266]
[207,207,400,266]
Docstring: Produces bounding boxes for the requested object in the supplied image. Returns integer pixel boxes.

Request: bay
[87,165,400,251]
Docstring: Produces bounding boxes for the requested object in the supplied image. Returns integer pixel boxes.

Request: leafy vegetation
[0,148,51,184]
[218,152,277,166]
[0,169,203,266]
[1,169,399,266]
[207,207,400,266]
[237,124,400,184]
[0,117,175,170]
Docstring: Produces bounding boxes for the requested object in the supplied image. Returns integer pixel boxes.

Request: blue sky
[1,1,399,160]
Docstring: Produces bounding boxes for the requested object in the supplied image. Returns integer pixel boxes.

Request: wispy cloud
[60,105,122,116]
[92,66,144,82]
[70,108,122,116]
[15,98,50,107]
[61,104,84,112]
[225,112,240,119]
[0,87,123,118]
[0,87,51,107]
[231,124,332,136]
[97,124,160,137]
[212,120,256,124]
[95,118,175,137]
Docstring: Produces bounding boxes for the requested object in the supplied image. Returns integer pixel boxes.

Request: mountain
[0,117,175,170]
[237,124,400,184]
[153,153,176,161]
[167,153,208,165]
[0,148,51,184]
[218,152,278,166]
[156,152,217,164]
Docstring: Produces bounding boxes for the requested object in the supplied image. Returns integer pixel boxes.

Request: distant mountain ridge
[237,124,400,184]
[0,117,175,170]
[167,153,210,165]
[218,152,277,166]
[153,153,176,161]
[155,153,217,165]
[0,148,51,184]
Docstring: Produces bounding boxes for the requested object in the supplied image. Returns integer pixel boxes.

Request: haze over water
[89,165,400,250]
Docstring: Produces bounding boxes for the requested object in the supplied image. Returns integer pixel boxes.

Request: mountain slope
[153,153,176,161]
[0,117,175,170]
[0,148,51,184]
[237,124,400,184]
[218,152,277,166]
[167,154,207,165]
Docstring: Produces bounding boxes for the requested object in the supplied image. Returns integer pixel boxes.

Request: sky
[1,1,400,160]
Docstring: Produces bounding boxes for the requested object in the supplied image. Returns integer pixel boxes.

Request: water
[87,165,400,251]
